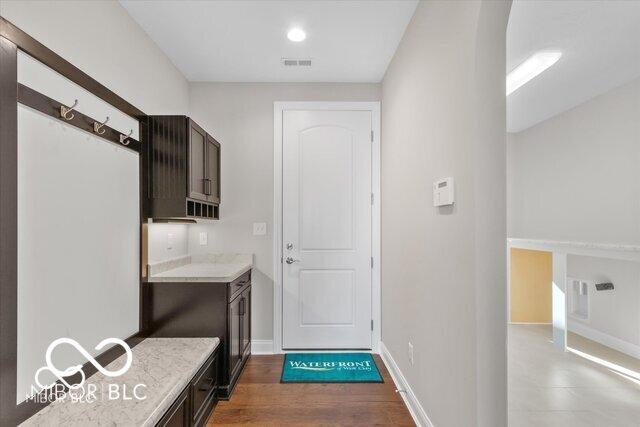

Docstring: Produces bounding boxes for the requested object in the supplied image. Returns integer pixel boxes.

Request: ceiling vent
[282,58,312,67]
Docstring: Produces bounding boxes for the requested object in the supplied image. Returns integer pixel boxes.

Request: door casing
[273,101,381,354]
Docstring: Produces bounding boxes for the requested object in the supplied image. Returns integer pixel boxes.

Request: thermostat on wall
[433,177,455,206]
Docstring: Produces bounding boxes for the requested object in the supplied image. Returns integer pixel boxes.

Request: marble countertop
[147,253,253,283]
[21,337,220,426]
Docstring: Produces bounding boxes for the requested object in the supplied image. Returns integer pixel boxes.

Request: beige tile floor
[509,324,640,427]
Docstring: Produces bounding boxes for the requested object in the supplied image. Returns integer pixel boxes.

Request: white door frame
[273,101,381,354]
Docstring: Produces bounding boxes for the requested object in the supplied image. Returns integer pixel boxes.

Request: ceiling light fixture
[287,28,306,42]
[507,51,562,95]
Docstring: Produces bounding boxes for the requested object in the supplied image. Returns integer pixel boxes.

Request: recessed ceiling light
[287,28,306,42]
[507,51,562,95]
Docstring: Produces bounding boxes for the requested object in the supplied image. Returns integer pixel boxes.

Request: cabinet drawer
[191,352,218,424]
[228,270,251,302]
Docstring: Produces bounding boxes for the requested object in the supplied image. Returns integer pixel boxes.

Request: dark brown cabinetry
[206,135,221,204]
[143,271,252,400]
[157,387,189,427]
[142,116,221,220]
[228,285,251,381]
[156,349,219,427]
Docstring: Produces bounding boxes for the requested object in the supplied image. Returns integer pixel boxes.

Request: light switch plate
[199,232,208,246]
[253,222,267,236]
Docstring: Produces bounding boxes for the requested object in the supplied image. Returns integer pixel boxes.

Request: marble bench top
[21,337,220,426]
[147,253,253,283]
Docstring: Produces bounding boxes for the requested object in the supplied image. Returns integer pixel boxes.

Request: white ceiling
[507,0,640,133]
[120,0,418,83]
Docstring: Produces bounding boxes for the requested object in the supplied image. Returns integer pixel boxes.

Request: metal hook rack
[18,84,141,153]
[119,129,133,146]
[93,116,109,135]
[60,99,78,121]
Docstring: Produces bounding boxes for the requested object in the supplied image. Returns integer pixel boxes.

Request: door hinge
[371,319,374,331]
[371,192,374,205]
[280,256,283,264]
[370,130,374,142]
[371,257,374,268]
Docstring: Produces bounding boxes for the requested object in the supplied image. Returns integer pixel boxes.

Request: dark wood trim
[0,18,149,425]
[14,333,145,425]
[17,83,141,153]
[0,34,18,427]
[0,16,145,120]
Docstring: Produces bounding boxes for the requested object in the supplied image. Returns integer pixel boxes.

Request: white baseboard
[379,342,433,427]
[251,340,274,355]
[568,321,640,359]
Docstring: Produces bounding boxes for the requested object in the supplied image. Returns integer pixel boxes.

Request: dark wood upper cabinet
[188,120,208,202]
[206,134,221,204]
[142,116,221,220]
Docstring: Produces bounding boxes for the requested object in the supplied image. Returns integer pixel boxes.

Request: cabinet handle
[239,298,245,316]
[203,178,212,195]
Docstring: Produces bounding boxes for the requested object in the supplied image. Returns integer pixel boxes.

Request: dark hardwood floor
[206,354,415,426]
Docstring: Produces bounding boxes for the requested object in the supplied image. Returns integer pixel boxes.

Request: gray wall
[507,77,640,245]
[2,0,189,404]
[567,256,640,352]
[380,1,510,425]
[187,83,381,341]
[0,0,189,114]
[148,223,190,264]
[507,76,640,358]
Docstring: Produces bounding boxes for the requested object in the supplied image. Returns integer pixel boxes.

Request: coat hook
[93,116,109,135]
[119,129,133,145]
[60,99,78,121]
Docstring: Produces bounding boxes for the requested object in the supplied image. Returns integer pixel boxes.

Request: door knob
[285,257,300,264]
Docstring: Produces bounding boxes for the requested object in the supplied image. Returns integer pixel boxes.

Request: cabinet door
[189,120,207,201]
[205,135,220,204]
[157,387,189,427]
[191,352,218,426]
[229,296,242,378]
[241,288,251,354]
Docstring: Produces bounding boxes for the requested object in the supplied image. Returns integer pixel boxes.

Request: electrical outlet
[408,342,414,366]
[199,232,208,246]
[253,222,267,236]
[167,233,174,250]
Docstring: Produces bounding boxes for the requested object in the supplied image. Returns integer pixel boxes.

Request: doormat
[281,353,383,383]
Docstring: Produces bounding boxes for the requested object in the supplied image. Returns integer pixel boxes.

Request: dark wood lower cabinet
[157,387,190,427]
[143,270,252,401]
[156,349,218,427]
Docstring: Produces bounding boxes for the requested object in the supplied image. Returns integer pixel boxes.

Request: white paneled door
[282,110,372,349]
